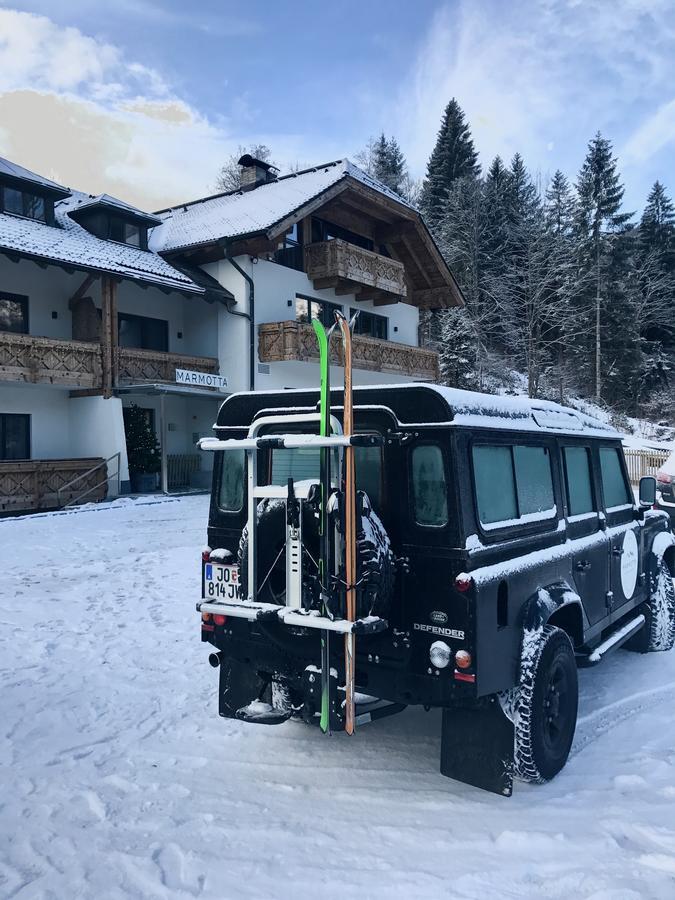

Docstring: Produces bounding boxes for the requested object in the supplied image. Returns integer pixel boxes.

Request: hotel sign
[175,368,228,391]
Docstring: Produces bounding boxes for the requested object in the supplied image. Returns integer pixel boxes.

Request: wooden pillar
[109,279,119,389]
[100,278,111,398]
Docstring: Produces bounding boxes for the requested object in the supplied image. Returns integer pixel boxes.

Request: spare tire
[238,492,396,619]
[238,498,320,606]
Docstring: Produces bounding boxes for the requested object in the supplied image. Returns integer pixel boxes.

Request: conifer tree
[640,180,675,264]
[575,132,632,400]
[420,99,480,227]
[439,307,479,389]
[545,170,575,236]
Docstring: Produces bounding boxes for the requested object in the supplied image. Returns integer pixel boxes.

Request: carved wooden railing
[305,239,407,297]
[117,348,219,384]
[259,321,439,381]
[0,458,107,513]
[0,332,101,388]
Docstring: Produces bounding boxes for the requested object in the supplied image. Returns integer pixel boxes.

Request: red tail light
[213,614,227,626]
[454,573,473,593]
[454,670,476,683]
[202,549,212,562]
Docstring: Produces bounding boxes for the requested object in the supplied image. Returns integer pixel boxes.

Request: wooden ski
[335,311,357,735]
[311,318,332,734]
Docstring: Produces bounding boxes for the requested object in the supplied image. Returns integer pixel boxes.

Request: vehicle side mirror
[639,476,657,508]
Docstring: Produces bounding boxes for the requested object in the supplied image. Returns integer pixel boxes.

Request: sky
[1,0,675,215]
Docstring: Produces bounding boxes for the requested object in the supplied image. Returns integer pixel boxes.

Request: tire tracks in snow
[571,678,675,758]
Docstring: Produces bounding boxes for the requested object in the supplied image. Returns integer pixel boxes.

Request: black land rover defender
[197,384,675,796]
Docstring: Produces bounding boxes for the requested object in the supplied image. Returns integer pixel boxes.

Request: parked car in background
[656,449,675,523]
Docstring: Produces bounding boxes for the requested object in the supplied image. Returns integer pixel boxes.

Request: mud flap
[440,696,515,797]
[217,658,266,720]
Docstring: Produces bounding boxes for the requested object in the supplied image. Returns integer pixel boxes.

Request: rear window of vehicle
[563,446,595,516]
[472,443,555,529]
[219,449,245,512]
[411,444,448,527]
[269,442,384,510]
[599,446,632,509]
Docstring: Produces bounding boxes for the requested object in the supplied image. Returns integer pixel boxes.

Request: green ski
[312,318,332,734]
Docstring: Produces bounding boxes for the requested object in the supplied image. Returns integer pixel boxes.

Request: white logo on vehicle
[414,623,465,640]
[620,530,639,599]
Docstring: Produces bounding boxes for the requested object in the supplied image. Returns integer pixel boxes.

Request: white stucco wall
[0,384,72,458]
[69,396,129,494]
[0,255,85,341]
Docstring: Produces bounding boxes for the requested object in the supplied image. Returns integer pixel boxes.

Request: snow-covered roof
[0,156,71,197]
[219,383,620,438]
[152,159,416,253]
[68,193,162,226]
[0,189,203,294]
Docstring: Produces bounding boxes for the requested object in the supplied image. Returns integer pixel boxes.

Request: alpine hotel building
[0,154,462,512]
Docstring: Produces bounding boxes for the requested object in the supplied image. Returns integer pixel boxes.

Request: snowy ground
[2,497,675,900]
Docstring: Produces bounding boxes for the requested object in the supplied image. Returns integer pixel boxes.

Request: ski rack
[198,413,387,634]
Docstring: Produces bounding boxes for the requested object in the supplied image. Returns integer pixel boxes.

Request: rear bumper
[201,613,480,708]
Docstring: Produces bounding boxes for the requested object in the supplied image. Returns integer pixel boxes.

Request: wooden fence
[623,447,670,484]
[167,453,202,490]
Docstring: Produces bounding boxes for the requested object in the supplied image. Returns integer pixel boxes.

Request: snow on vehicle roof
[220,382,620,438]
[0,189,203,294]
[151,159,415,253]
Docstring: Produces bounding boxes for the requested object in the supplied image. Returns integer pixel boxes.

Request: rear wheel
[625,559,675,653]
[514,625,578,784]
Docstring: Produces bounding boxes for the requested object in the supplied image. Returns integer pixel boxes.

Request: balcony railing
[0,332,101,388]
[259,320,439,381]
[0,457,108,513]
[117,348,219,384]
[305,239,407,298]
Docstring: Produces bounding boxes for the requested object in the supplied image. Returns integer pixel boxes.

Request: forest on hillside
[356,105,675,428]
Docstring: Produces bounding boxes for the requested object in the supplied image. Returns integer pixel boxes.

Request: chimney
[238,154,279,190]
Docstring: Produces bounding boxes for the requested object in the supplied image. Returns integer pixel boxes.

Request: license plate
[203,563,243,601]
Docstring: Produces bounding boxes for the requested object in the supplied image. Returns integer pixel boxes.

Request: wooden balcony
[259,320,439,381]
[305,239,407,301]
[0,332,101,388]
[0,458,107,513]
[117,348,219,384]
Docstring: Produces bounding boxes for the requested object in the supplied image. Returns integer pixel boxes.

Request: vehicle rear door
[597,444,641,613]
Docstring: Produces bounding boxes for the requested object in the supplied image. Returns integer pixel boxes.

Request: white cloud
[394,0,675,187]
[623,99,675,163]
[0,9,333,210]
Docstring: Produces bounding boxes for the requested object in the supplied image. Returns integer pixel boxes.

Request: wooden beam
[373,221,418,243]
[408,286,454,309]
[318,200,376,239]
[68,274,97,309]
[338,192,397,224]
[334,281,362,296]
[401,234,434,288]
[110,278,119,388]
[372,294,401,306]
[312,276,340,291]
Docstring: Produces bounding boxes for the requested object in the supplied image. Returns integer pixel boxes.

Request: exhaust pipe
[208,652,223,668]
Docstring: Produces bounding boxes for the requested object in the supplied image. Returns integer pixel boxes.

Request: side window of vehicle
[599,446,632,509]
[472,443,556,530]
[411,444,448,527]
[563,446,595,516]
[219,449,245,512]
[513,445,555,516]
[473,445,517,525]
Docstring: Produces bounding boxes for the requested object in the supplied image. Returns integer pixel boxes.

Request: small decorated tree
[123,405,161,483]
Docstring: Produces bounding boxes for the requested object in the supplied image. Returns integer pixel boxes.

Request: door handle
[612,547,624,557]
[575,560,591,572]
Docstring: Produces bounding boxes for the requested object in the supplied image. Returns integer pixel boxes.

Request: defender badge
[430,610,448,625]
